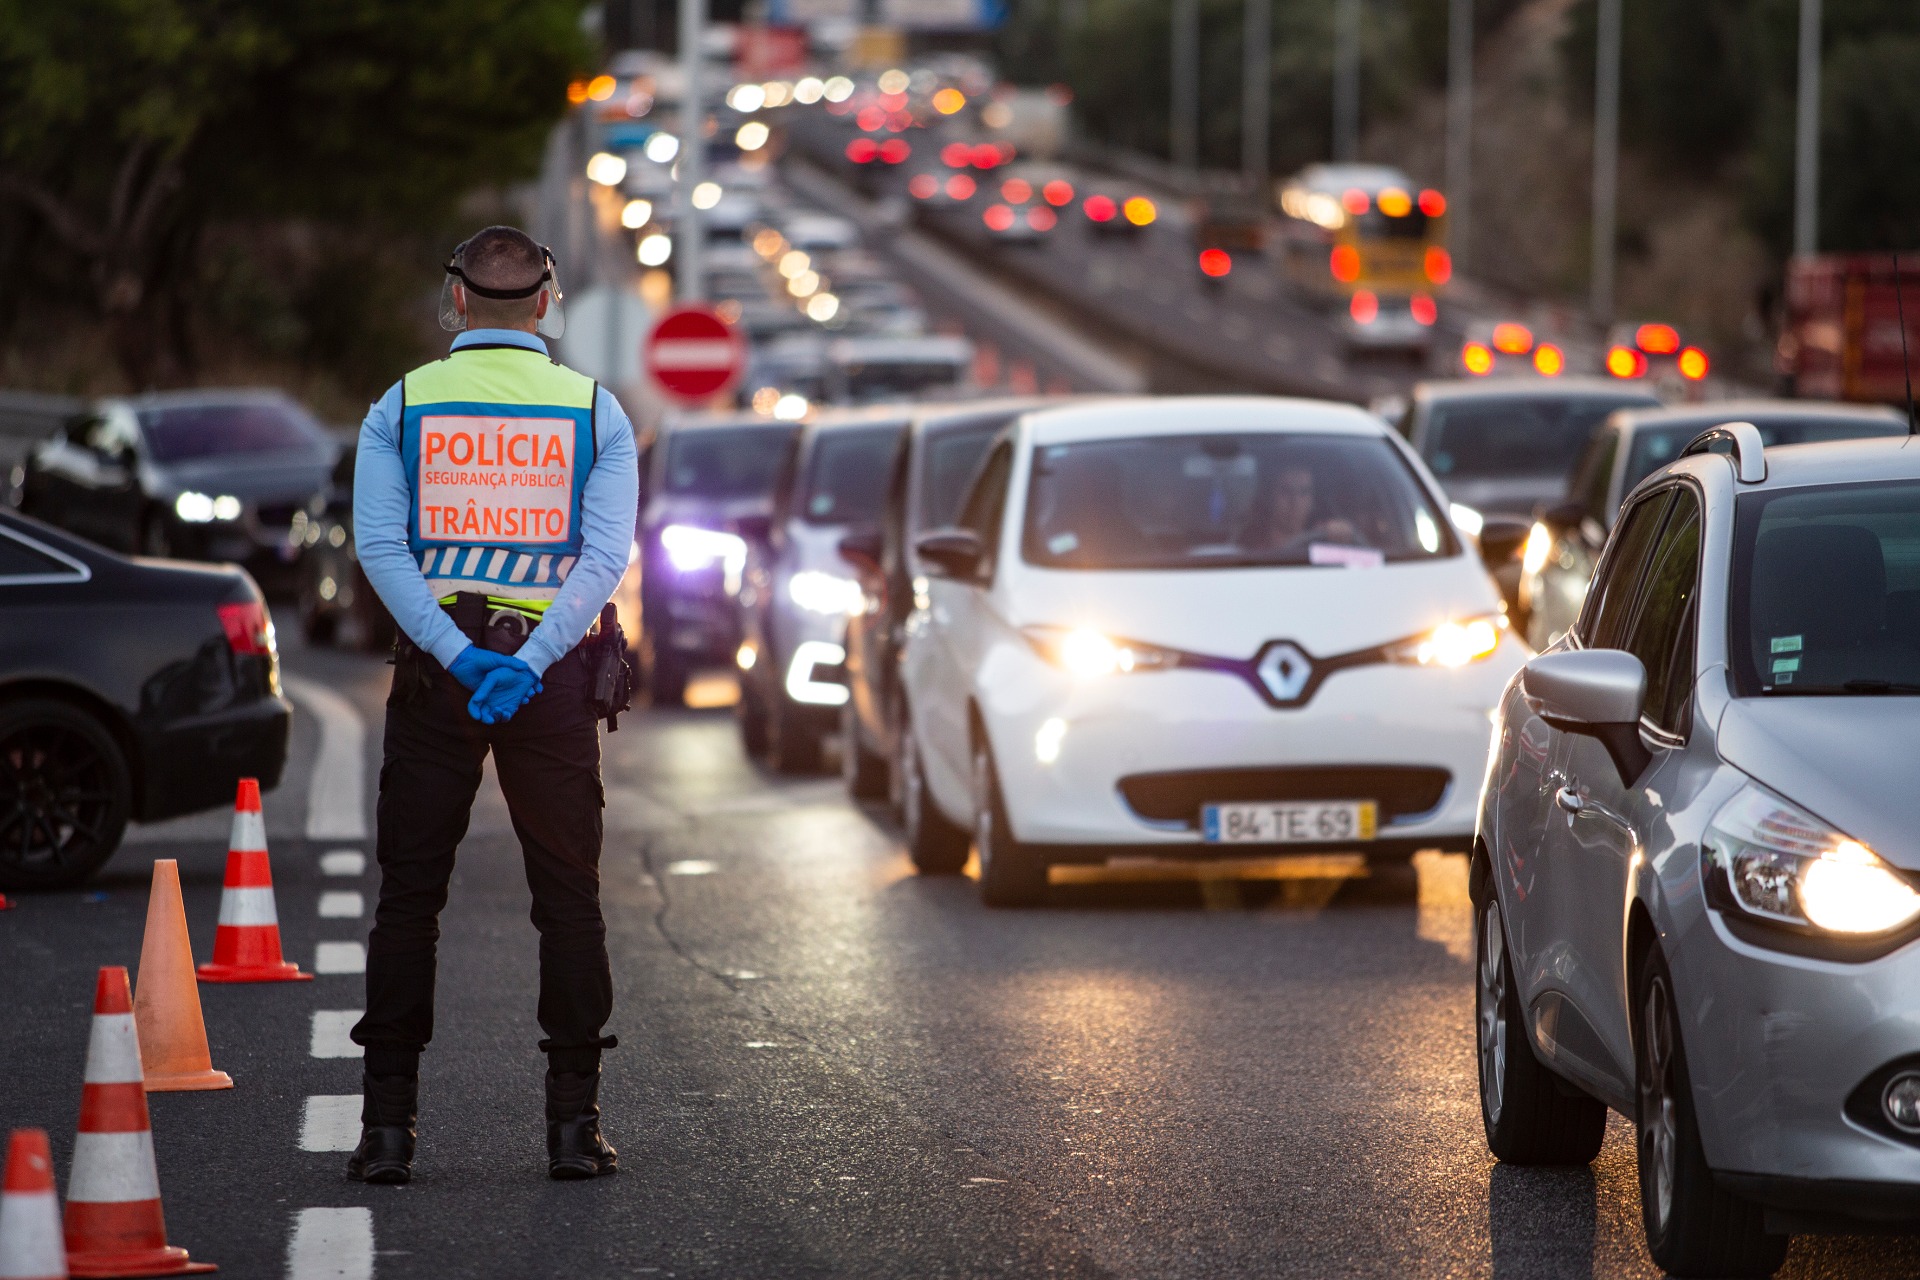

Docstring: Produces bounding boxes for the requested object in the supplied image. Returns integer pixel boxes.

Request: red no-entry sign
[644,306,744,402]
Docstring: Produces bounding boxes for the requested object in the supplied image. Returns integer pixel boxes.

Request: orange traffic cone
[63,967,214,1277]
[0,1128,66,1280]
[195,780,307,984]
[133,862,231,1092]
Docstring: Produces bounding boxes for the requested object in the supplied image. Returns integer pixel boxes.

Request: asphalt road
[9,624,1920,1278]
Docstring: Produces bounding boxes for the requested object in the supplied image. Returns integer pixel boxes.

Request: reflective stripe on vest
[400,346,597,600]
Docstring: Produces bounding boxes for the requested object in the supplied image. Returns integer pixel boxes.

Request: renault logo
[1255,642,1314,703]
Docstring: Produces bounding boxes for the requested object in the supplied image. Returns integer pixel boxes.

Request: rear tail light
[1678,346,1710,380]
[1424,246,1453,285]
[1462,342,1495,376]
[1410,294,1438,326]
[1606,346,1648,378]
[1533,344,1566,376]
[1636,323,1680,354]
[1201,248,1234,279]
[1491,322,1533,355]
[1349,289,1378,322]
[1329,245,1361,282]
[217,601,276,657]
[878,138,910,164]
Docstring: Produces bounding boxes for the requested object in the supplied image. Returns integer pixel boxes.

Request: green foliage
[0,0,591,386]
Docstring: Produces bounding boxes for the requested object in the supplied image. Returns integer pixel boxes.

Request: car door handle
[1554,786,1585,814]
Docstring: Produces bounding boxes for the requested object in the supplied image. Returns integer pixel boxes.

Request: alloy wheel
[1639,972,1679,1234]
[0,720,118,878]
[1478,903,1509,1125]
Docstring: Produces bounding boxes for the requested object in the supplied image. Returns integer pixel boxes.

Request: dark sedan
[637,414,799,704]
[0,509,291,889]
[16,389,337,589]
[292,449,396,652]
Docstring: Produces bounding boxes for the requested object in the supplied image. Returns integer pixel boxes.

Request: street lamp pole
[1171,0,1200,174]
[1793,0,1822,258]
[1332,0,1361,162]
[1243,0,1271,198]
[1444,0,1472,275]
[678,0,706,302]
[1590,0,1621,322]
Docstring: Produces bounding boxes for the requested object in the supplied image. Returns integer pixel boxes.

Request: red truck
[1777,253,1920,404]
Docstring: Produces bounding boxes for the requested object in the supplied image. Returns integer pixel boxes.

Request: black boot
[347,1071,417,1184]
[546,1066,617,1180]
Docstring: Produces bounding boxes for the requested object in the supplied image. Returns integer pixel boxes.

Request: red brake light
[1677,346,1710,380]
[845,138,879,164]
[1329,245,1361,283]
[1083,194,1117,222]
[1424,246,1453,285]
[1026,205,1057,231]
[878,138,910,164]
[946,174,976,199]
[1636,323,1680,354]
[1410,294,1438,326]
[1606,346,1648,378]
[1341,188,1370,215]
[941,142,972,168]
[983,204,1016,231]
[856,106,886,132]
[970,143,1001,168]
[908,174,939,199]
[1349,290,1378,322]
[1199,248,1233,278]
[1001,178,1032,203]
[217,602,274,657]
[1042,180,1074,206]
[1462,342,1495,376]
[1418,189,1447,217]
[1491,322,1533,355]
[1533,344,1566,376]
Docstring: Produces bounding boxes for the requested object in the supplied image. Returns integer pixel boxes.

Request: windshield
[838,358,965,403]
[1423,395,1651,480]
[918,423,1002,531]
[1623,416,1905,501]
[802,425,903,525]
[1732,480,1920,695]
[662,425,794,498]
[1022,432,1456,570]
[137,402,322,464]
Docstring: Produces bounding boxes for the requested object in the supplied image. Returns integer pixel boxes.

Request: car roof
[910,397,1055,437]
[1413,377,1660,403]
[1739,435,1920,491]
[103,387,305,412]
[1611,399,1905,435]
[1020,396,1387,447]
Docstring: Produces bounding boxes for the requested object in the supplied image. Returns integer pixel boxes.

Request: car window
[1620,488,1701,735]
[956,440,1013,577]
[918,423,1003,532]
[1622,416,1907,498]
[1421,395,1655,480]
[1731,479,1920,695]
[662,425,793,498]
[137,401,321,463]
[801,425,903,525]
[1581,490,1674,649]
[1021,432,1455,571]
[1566,424,1619,526]
[0,529,81,581]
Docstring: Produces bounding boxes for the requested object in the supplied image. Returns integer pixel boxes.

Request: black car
[292,449,396,652]
[839,400,1038,816]
[17,389,337,588]
[0,509,291,890]
[637,413,800,704]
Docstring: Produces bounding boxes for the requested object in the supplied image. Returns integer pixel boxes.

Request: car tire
[973,739,1047,908]
[1634,945,1789,1278]
[900,720,968,875]
[0,698,133,891]
[1476,894,1607,1165]
[841,703,889,800]
[767,695,822,773]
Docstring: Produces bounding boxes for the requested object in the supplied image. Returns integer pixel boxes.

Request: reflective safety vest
[400,345,598,601]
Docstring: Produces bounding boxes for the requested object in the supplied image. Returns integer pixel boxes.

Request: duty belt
[443,591,596,656]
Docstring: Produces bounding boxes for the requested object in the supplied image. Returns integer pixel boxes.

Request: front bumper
[1675,906,1920,1210]
[981,637,1521,853]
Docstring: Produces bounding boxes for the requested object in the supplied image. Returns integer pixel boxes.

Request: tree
[0,0,589,386]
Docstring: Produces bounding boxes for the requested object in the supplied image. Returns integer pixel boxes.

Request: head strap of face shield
[444,239,557,300]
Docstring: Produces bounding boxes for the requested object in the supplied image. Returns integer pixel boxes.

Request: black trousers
[350,649,614,1076]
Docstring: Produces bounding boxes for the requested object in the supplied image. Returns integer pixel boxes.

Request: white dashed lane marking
[309,1011,362,1059]
[314,942,367,975]
[319,850,366,877]
[284,677,369,841]
[298,1097,362,1153]
[318,891,365,919]
[286,1207,374,1280]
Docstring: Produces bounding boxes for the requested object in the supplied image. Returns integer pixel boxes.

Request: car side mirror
[1522,649,1652,784]
[837,528,883,575]
[913,528,983,580]
[1477,514,1530,570]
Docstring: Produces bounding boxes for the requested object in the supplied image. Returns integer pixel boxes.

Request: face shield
[438,240,567,340]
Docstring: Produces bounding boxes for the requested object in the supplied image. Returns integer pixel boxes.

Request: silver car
[1475,425,1920,1276]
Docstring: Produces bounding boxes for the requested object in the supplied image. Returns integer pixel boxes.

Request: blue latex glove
[446,645,513,693]
[467,656,542,725]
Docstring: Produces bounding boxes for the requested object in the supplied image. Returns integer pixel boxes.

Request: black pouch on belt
[587,603,635,731]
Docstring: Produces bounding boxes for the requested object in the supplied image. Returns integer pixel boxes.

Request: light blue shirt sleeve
[354,381,474,669]
[516,384,640,676]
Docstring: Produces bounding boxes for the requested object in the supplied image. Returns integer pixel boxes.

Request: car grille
[1117,765,1451,829]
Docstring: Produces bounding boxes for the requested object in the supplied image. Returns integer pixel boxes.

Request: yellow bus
[1277,164,1450,337]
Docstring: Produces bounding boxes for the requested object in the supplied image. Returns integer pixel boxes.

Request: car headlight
[1448,502,1484,537]
[1386,614,1506,668]
[175,491,242,523]
[1705,783,1920,936]
[1521,521,1554,577]
[787,569,862,616]
[660,523,747,575]
[1022,626,1179,677]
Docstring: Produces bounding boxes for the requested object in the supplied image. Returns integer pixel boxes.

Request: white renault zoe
[898,397,1529,904]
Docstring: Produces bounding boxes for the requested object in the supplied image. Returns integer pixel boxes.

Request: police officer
[345,226,638,1184]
